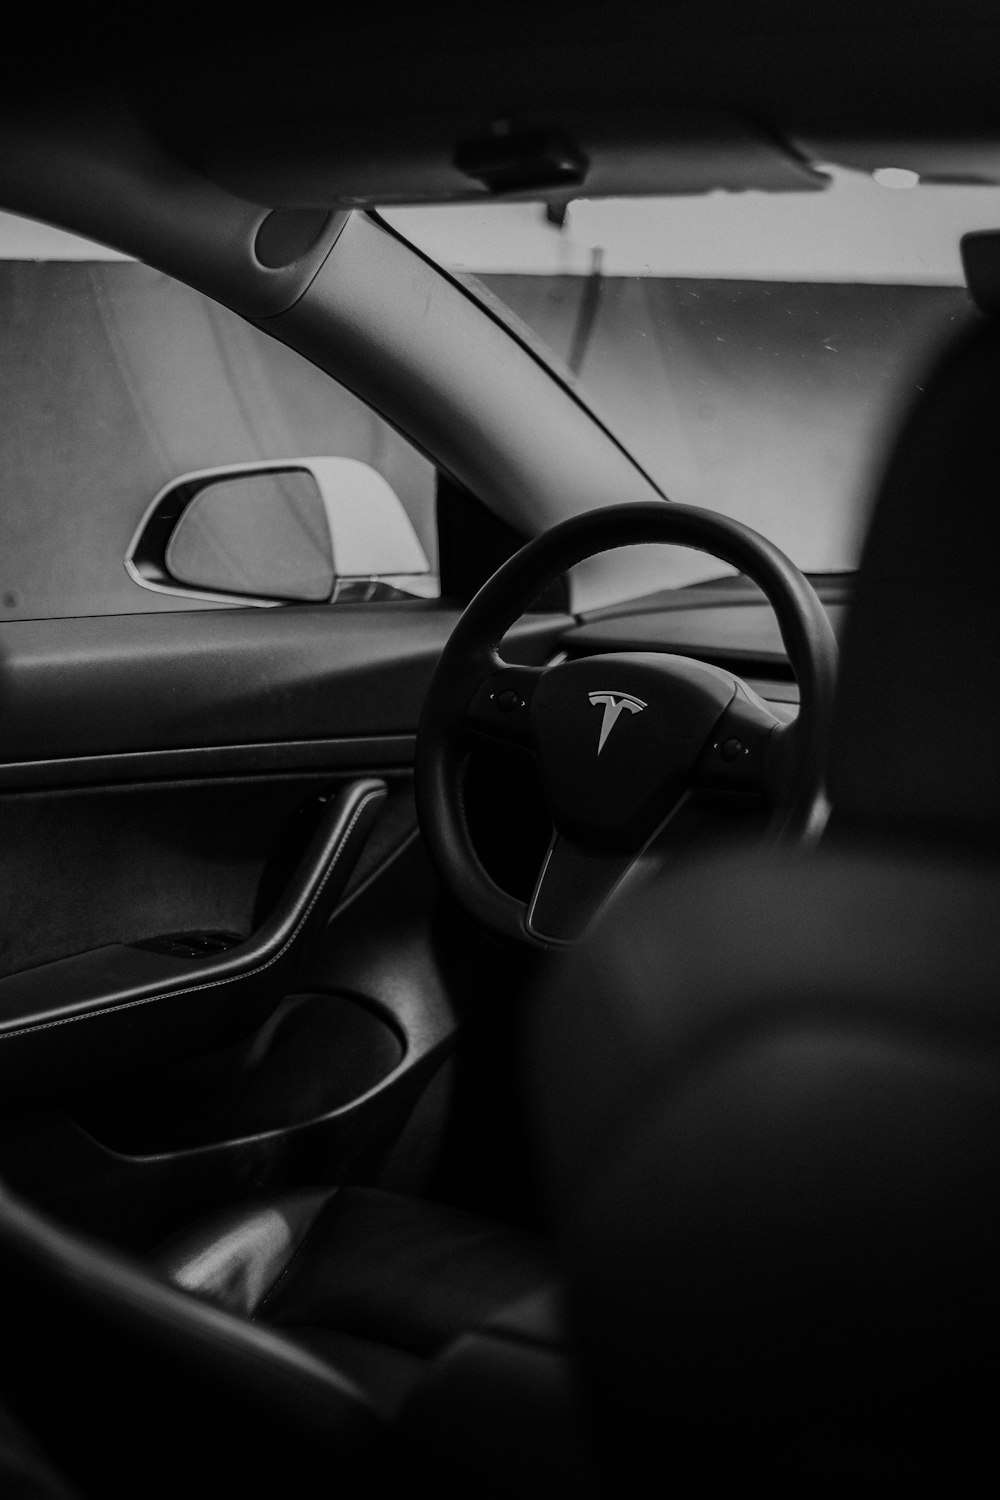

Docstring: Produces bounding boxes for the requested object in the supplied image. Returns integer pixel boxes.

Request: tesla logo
[588,691,647,754]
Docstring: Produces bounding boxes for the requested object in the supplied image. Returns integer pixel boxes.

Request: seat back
[532,314,1000,1490]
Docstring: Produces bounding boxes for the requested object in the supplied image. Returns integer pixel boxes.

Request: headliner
[5,3,1000,209]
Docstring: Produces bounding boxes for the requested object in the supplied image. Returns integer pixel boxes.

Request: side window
[0,213,437,620]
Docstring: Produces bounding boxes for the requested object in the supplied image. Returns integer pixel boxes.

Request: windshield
[384,168,994,581]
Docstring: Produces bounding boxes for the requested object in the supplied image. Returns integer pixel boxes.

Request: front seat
[0,1176,553,1497]
[531,308,1000,1490]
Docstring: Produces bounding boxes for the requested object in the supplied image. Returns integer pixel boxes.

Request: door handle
[0,778,388,1098]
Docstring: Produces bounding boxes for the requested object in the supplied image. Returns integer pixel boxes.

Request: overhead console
[114,6,1000,209]
[199,106,829,209]
[8,6,1000,236]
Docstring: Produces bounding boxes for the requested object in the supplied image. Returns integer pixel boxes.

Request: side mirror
[126,458,432,605]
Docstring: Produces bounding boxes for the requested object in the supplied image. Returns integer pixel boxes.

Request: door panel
[0,778,387,1099]
[0,600,566,1234]
[0,778,333,977]
[0,605,565,783]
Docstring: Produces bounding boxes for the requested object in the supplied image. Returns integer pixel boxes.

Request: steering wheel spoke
[463,665,543,748]
[526,835,644,944]
[691,680,785,797]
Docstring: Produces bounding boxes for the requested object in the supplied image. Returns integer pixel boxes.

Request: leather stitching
[251,1195,336,1322]
[0,787,385,1043]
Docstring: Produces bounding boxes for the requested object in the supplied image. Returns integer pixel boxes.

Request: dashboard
[562,575,849,713]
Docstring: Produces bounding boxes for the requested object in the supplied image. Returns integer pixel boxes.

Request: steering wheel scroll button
[464,665,541,745]
[694,686,779,792]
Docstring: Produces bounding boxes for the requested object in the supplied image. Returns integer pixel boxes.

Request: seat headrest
[830,314,1000,846]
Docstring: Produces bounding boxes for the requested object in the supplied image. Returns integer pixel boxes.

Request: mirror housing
[126,458,432,605]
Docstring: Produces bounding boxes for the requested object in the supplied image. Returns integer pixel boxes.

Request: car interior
[0,4,998,1494]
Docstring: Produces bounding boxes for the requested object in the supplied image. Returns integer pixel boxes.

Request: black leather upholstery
[829,315,1000,843]
[156,1189,589,1496]
[153,1186,334,1319]
[388,1286,594,1497]
[531,315,1000,1490]
[534,850,1000,1489]
[0,1176,555,1497]
[153,1185,554,1421]
[0,1397,79,1500]
[0,1179,380,1498]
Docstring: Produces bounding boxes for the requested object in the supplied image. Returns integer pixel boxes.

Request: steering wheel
[415,503,837,947]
